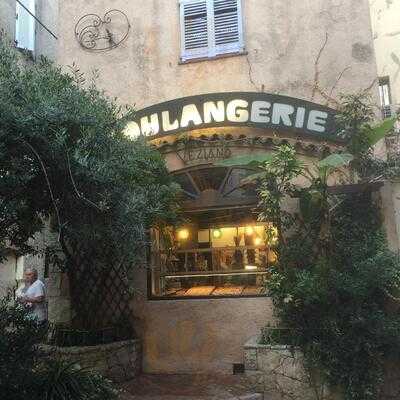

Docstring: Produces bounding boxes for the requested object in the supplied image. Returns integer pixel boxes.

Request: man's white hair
[25,268,38,279]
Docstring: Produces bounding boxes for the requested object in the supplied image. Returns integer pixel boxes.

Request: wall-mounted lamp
[177,229,189,241]
[212,229,222,239]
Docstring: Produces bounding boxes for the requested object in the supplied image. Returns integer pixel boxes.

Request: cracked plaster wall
[370,0,400,106]
[56,0,378,109]
[0,0,16,41]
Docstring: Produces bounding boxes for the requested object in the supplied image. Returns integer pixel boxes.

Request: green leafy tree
[0,41,180,327]
[217,95,400,399]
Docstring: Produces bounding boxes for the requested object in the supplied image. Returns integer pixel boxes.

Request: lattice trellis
[68,260,132,330]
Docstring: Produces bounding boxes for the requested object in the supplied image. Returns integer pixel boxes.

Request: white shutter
[213,0,243,55]
[180,0,210,61]
[179,0,244,61]
[15,0,36,52]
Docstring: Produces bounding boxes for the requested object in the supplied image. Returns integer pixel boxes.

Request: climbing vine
[266,189,400,400]
[219,93,400,399]
[258,95,400,399]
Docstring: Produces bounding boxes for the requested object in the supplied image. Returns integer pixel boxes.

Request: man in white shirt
[18,268,47,323]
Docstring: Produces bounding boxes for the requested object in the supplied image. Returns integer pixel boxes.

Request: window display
[150,222,277,298]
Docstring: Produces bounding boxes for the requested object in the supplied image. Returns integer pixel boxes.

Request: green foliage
[35,359,119,400]
[317,153,353,175]
[256,145,303,245]
[0,293,119,400]
[0,292,45,399]
[216,153,274,167]
[266,194,400,400]
[335,93,398,181]
[336,92,375,144]
[363,117,397,147]
[254,91,400,399]
[0,41,180,320]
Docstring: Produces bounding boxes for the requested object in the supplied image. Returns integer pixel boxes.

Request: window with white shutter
[15,0,36,52]
[180,0,210,60]
[180,0,244,62]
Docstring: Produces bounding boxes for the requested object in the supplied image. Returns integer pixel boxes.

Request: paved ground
[119,373,263,400]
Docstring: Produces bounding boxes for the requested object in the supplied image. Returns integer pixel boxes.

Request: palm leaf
[216,153,274,168]
[364,116,397,147]
[318,153,354,169]
[240,172,265,185]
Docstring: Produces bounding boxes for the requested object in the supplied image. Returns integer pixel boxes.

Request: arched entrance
[131,92,342,373]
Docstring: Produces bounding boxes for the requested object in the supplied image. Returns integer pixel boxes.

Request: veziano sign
[124,92,340,141]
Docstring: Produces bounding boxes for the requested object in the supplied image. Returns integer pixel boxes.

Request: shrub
[0,293,120,400]
[266,193,400,400]
[0,292,45,399]
[0,39,180,328]
[34,359,119,400]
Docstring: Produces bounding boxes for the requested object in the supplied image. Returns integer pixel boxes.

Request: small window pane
[214,0,239,46]
[174,173,198,198]
[189,167,227,191]
[181,0,210,60]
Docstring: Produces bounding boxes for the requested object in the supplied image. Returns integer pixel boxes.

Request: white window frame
[378,77,393,118]
[179,0,245,62]
[15,0,36,52]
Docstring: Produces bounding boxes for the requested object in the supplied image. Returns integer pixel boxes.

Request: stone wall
[379,179,400,252]
[0,252,17,297]
[46,271,71,324]
[0,0,16,40]
[35,0,59,60]
[244,336,400,400]
[40,339,141,383]
[244,336,340,400]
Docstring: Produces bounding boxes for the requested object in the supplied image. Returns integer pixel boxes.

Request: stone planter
[244,336,340,400]
[40,339,141,383]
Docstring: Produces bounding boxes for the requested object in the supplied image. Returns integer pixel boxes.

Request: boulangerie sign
[124,92,341,141]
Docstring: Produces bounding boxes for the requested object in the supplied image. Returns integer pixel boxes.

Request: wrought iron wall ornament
[74,9,130,51]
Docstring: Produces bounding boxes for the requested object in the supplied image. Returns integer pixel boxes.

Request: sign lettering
[124,92,341,141]
[181,145,232,164]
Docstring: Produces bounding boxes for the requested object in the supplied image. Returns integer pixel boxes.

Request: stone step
[121,394,263,400]
[119,373,264,400]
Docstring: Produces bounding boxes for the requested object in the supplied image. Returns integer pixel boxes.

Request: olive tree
[0,40,180,328]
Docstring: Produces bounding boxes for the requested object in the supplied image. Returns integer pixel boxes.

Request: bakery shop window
[149,166,278,298]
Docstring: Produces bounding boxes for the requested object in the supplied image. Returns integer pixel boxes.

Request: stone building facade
[1,0,398,375]
[370,0,400,117]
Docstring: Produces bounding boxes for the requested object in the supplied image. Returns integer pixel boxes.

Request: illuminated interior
[150,165,278,298]
[150,218,278,298]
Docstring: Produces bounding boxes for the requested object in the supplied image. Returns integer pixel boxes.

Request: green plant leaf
[364,116,397,147]
[299,189,323,222]
[318,153,354,169]
[216,153,274,167]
